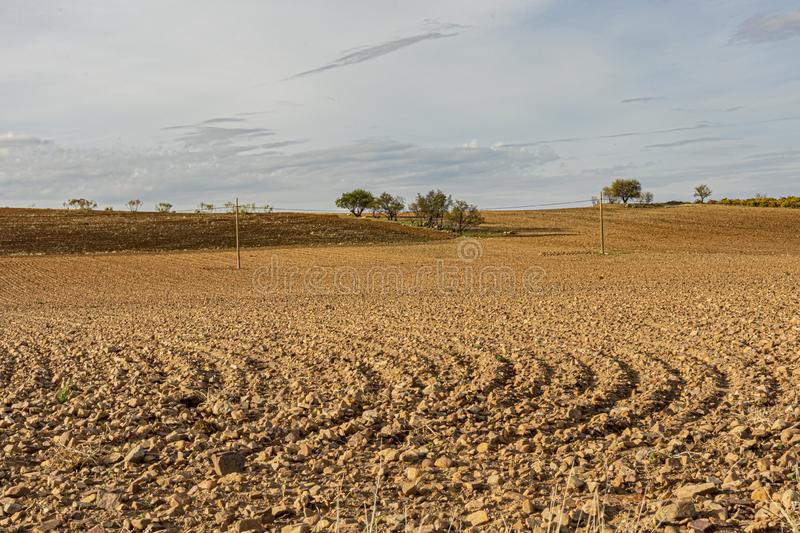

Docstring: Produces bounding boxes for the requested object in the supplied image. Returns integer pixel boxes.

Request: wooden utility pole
[599,191,606,255]
[235,197,241,269]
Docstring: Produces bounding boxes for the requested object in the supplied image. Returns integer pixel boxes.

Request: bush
[719,196,800,208]
[127,199,143,212]
[63,198,97,210]
[155,202,173,213]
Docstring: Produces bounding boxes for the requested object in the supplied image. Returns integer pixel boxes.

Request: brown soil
[0,209,450,255]
[1,206,799,532]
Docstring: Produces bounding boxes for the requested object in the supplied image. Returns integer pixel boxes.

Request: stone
[675,482,717,499]
[476,443,491,454]
[434,456,453,468]
[4,485,29,498]
[655,499,695,523]
[465,510,490,527]
[124,445,146,465]
[130,518,150,531]
[235,518,263,532]
[213,451,245,476]
[280,525,310,533]
[96,490,122,512]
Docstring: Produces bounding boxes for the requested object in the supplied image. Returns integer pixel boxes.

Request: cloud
[620,96,666,104]
[643,137,736,149]
[0,135,558,209]
[286,21,466,80]
[494,123,710,148]
[201,117,247,125]
[0,132,53,148]
[731,10,800,44]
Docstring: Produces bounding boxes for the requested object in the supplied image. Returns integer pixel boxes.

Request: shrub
[127,199,143,212]
[155,202,173,213]
[63,198,97,210]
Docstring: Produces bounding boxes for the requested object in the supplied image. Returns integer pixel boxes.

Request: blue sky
[1,1,799,210]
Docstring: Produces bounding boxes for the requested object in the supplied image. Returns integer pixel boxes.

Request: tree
[376,192,405,221]
[63,198,97,210]
[335,189,375,217]
[609,179,642,205]
[446,200,484,234]
[199,202,215,213]
[638,191,654,205]
[127,199,143,212]
[601,186,618,204]
[155,202,173,213]
[410,190,452,228]
[694,184,712,203]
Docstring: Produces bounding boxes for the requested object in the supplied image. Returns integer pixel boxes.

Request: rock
[235,518,263,532]
[280,524,309,533]
[476,443,491,454]
[401,481,419,496]
[465,510,490,527]
[434,456,453,468]
[655,499,695,523]
[96,490,122,512]
[213,451,245,476]
[675,482,717,499]
[690,518,712,531]
[751,488,770,503]
[124,445,146,465]
[33,517,62,533]
[130,518,150,531]
[3,485,29,498]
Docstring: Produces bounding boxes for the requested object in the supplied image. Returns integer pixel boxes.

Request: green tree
[335,189,375,217]
[155,202,173,213]
[410,190,451,228]
[609,179,642,205]
[376,192,405,221]
[446,200,484,234]
[694,184,712,203]
[127,199,143,212]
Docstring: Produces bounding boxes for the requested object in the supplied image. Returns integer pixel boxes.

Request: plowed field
[1,205,799,532]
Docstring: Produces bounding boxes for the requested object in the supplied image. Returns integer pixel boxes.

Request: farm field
[0,209,450,255]
[1,205,800,532]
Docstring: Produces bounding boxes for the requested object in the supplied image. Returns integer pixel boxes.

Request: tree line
[335,189,484,234]
[595,180,715,205]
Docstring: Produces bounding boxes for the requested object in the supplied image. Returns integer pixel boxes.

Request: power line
[482,199,594,211]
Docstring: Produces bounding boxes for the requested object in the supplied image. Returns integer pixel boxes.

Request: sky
[1,0,799,210]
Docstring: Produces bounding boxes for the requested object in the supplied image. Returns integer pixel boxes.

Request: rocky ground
[1,208,799,532]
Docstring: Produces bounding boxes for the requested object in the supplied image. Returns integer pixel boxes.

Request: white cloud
[732,10,800,44]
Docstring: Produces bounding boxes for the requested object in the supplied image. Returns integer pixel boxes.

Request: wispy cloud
[494,123,710,149]
[731,9,800,44]
[620,96,666,104]
[643,137,736,149]
[0,132,52,148]
[286,21,467,80]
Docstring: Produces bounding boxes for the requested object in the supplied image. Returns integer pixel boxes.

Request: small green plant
[56,383,71,404]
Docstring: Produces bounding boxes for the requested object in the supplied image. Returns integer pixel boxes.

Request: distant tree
[376,192,405,221]
[638,191,654,205]
[199,202,215,213]
[127,199,143,212]
[261,204,274,213]
[225,201,256,214]
[104,206,114,211]
[335,189,375,217]
[446,200,484,234]
[609,179,642,205]
[63,198,97,210]
[694,184,712,203]
[601,186,618,204]
[155,202,173,213]
[410,189,452,228]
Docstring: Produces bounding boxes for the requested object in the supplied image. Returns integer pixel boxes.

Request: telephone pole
[599,191,606,255]
[235,197,241,269]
